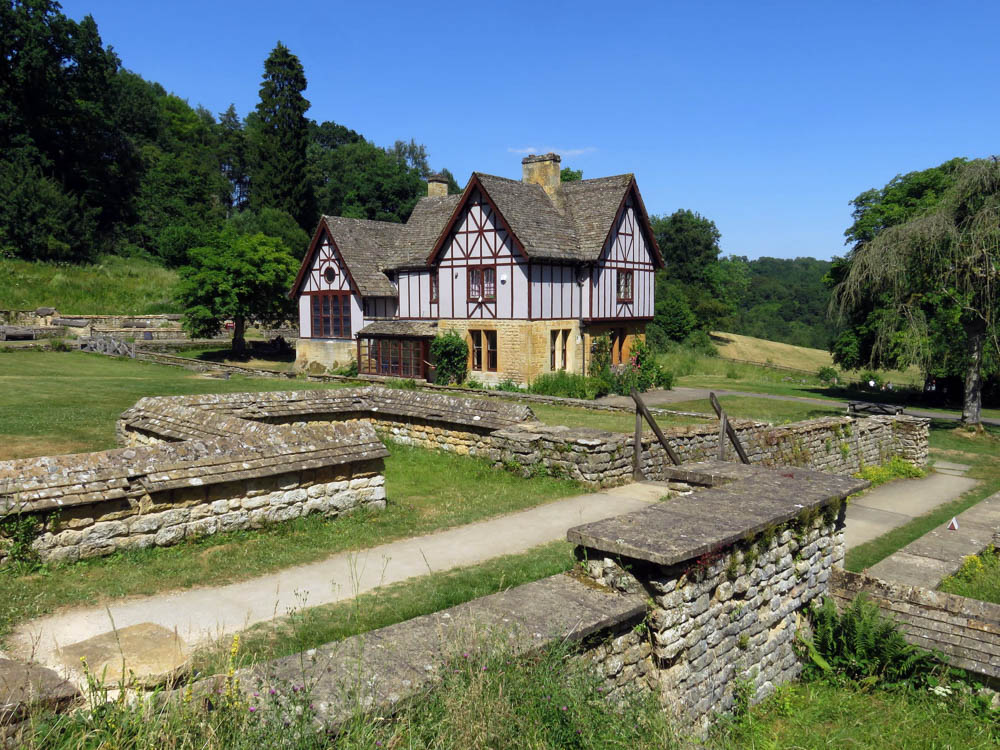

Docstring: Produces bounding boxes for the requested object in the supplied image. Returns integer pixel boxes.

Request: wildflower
[561,706,568,711]
[269,688,276,695]
[249,706,257,713]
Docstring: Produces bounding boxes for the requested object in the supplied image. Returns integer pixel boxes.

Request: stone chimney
[427,173,449,198]
[521,153,561,198]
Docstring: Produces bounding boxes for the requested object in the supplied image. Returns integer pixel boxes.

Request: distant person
[868,379,875,389]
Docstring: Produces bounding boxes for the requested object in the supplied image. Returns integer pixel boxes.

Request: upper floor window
[616,270,634,303]
[430,272,439,304]
[468,266,496,302]
[310,292,351,338]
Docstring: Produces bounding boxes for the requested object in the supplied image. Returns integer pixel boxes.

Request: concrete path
[598,387,1000,426]
[844,471,979,550]
[8,482,668,674]
[868,488,1000,589]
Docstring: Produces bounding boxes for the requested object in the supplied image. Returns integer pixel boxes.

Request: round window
[323,266,337,283]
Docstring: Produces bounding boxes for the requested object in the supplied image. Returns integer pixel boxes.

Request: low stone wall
[831,568,1000,682]
[0,411,389,566]
[116,387,929,490]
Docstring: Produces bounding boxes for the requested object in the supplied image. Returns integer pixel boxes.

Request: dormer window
[468,266,496,302]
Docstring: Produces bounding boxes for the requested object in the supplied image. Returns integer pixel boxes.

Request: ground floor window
[310,292,351,338]
[609,327,627,365]
[469,329,497,372]
[551,329,570,370]
[358,337,425,379]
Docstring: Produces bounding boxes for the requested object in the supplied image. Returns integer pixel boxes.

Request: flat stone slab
[933,461,972,472]
[196,573,645,729]
[868,551,957,589]
[0,658,78,725]
[852,474,978,517]
[844,504,910,548]
[568,466,866,566]
[57,623,189,688]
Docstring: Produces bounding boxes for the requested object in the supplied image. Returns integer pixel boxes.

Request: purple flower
[249,706,257,713]
[269,688,276,695]
[561,706,568,711]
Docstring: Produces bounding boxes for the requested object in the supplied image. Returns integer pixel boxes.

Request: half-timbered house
[290,154,663,385]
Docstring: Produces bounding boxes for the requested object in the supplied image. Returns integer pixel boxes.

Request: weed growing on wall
[854,457,925,487]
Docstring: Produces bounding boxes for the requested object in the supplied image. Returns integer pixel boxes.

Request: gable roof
[290,168,663,299]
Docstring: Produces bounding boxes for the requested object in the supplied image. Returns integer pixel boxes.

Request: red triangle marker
[947,517,959,531]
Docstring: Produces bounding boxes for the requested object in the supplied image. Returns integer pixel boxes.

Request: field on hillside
[710,331,923,385]
[0,256,178,314]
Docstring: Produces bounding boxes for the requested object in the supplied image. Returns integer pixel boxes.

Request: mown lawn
[669,395,844,424]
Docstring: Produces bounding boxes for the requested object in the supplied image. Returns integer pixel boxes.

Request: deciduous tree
[177,228,297,356]
[832,158,1000,425]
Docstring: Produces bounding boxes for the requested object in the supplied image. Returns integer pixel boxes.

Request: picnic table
[847,401,904,416]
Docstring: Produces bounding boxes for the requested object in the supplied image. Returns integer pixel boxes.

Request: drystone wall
[0,409,388,566]
[569,462,863,734]
[186,461,862,738]
[115,387,928,490]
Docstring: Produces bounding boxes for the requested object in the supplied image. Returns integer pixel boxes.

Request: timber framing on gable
[289,222,362,299]
[425,175,528,266]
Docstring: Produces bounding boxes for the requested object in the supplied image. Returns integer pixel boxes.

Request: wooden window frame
[469,329,497,372]
[468,265,497,302]
[616,270,634,303]
[485,330,497,372]
[470,330,483,371]
[550,330,558,371]
[310,291,352,339]
[561,330,568,371]
[429,272,439,304]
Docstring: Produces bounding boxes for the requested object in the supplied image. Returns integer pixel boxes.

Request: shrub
[332,359,358,376]
[859,370,884,390]
[0,508,42,570]
[464,377,484,390]
[430,332,468,385]
[610,339,672,395]
[528,371,610,400]
[494,378,522,392]
[588,333,612,377]
[854,457,925,487]
[818,365,839,384]
[683,329,718,356]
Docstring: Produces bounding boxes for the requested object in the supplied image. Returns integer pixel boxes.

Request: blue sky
[61,0,1000,261]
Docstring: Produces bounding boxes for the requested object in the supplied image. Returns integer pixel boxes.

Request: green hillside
[0,256,178,315]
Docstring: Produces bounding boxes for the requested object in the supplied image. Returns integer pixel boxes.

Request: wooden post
[717,411,728,461]
[634,406,644,480]
[630,389,682,466]
[709,392,751,464]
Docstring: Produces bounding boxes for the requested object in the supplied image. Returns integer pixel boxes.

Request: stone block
[154,525,185,547]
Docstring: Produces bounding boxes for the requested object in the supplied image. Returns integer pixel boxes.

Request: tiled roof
[302,168,658,299]
[321,217,403,297]
[358,320,438,338]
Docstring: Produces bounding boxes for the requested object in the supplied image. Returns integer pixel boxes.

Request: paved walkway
[8,483,668,672]
[598,387,1000,426]
[867,459,999,588]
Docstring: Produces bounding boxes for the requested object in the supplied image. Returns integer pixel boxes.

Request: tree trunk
[232,316,247,359]
[962,318,985,426]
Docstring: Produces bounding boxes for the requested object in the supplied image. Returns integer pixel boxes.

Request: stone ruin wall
[0,405,389,567]
[2,386,929,567]
[579,510,843,731]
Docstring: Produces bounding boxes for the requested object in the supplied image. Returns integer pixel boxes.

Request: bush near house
[430,332,468,384]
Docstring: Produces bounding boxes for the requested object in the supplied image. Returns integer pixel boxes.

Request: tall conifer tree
[247,42,315,230]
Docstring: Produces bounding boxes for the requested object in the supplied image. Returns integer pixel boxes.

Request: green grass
[845,420,1000,572]
[714,679,997,749]
[669,395,844,424]
[0,255,179,314]
[0,443,584,639]
[528,402,703,433]
[193,541,577,674]
[939,545,1000,604]
[0,349,348,458]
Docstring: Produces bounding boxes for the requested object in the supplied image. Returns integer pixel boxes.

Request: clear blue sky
[60,0,1000,261]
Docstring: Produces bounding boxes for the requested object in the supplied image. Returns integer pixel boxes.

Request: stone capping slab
[186,573,645,728]
[1,414,387,516]
[121,386,537,434]
[831,568,1000,680]
[567,463,868,566]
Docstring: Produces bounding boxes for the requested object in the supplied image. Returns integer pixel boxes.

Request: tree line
[0,1,458,268]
